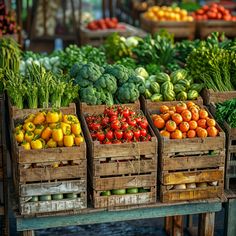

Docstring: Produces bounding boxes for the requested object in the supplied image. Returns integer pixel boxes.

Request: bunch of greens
[0,38,21,73]
[186,44,235,92]
[215,98,236,128]
[70,62,145,105]
[4,63,78,109]
[133,32,180,74]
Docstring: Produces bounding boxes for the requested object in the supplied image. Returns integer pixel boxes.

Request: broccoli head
[115,83,140,103]
[70,63,83,78]
[94,73,117,94]
[105,64,134,85]
[128,75,146,94]
[79,86,98,105]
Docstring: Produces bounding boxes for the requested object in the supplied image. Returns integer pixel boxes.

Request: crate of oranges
[147,101,225,203]
[141,6,195,39]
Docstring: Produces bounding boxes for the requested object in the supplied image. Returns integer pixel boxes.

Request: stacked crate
[9,103,87,215]
[146,102,225,203]
[80,104,157,209]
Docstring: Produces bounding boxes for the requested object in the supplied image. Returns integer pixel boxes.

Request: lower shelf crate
[18,180,87,215]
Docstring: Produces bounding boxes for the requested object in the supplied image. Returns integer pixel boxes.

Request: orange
[171,113,183,125]
[151,114,161,121]
[166,120,177,132]
[186,101,196,109]
[181,109,192,122]
[189,120,198,130]
[199,109,208,119]
[196,127,208,138]
[160,112,171,122]
[170,129,183,139]
[160,105,169,114]
[197,119,207,129]
[206,118,216,127]
[154,117,165,129]
[187,130,196,138]
[160,130,170,139]
[179,121,190,132]
[207,126,218,137]
[175,102,187,114]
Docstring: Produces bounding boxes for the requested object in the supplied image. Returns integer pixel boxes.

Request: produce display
[4,64,78,109]
[151,102,219,139]
[215,98,236,128]
[193,3,236,21]
[143,6,193,22]
[85,106,151,144]
[14,110,84,149]
[70,63,145,105]
[86,17,123,30]
[0,2,19,36]
[100,188,149,196]
[144,69,203,102]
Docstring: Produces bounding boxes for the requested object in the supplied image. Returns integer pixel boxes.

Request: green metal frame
[16,201,222,232]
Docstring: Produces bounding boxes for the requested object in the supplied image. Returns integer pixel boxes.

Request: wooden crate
[19,180,87,215]
[78,100,140,114]
[80,106,158,209]
[201,88,236,106]
[146,103,225,202]
[197,20,236,39]
[140,95,203,115]
[80,23,147,46]
[8,100,76,120]
[140,14,196,39]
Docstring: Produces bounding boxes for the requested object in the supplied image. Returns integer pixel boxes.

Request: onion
[186,183,196,189]
[174,184,186,190]
[197,182,207,188]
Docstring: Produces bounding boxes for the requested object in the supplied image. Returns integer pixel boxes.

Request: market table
[14,198,223,236]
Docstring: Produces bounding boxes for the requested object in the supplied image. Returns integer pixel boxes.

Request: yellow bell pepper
[71,123,81,136]
[34,125,45,135]
[49,122,59,129]
[15,124,23,132]
[74,135,84,146]
[15,130,24,143]
[62,115,79,124]
[57,140,64,147]
[31,139,43,149]
[63,135,74,147]
[24,114,35,123]
[24,131,34,143]
[52,128,63,142]
[23,122,36,132]
[61,122,71,135]
[41,127,52,141]
[47,138,57,148]
[33,112,46,125]
[46,111,60,123]
[21,141,31,150]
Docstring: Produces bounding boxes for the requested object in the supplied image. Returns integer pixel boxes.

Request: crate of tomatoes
[11,108,87,215]
[80,105,157,209]
[80,18,146,46]
[193,3,236,38]
[147,101,225,203]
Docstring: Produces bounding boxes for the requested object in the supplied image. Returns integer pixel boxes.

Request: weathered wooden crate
[80,106,158,209]
[8,100,76,120]
[140,95,203,115]
[80,23,147,46]
[140,14,196,39]
[146,103,225,202]
[78,100,140,114]
[18,180,87,215]
[197,20,236,39]
[201,88,236,106]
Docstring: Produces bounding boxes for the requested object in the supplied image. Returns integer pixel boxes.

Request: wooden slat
[19,180,86,197]
[0,205,4,215]
[165,216,173,235]
[20,196,87,215]
[162,169,224,185]
[94,192,155,208]
[161,186,223,203]
[224,198,236,236]
[162,154,224,171]
[94,158,156,176]
[19,165,86,183]
[93,174,156,191]
[172,215,183,236]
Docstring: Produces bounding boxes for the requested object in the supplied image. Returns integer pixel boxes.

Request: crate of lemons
[14,110,84,150]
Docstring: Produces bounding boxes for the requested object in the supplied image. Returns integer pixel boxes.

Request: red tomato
[91,123,101,131]
[121,122,129,130]
[122,108,130,118]
[106,130,114,140]
[123,130,133,140]
[127,118,137,127]
[96,131,105,142]
[101,116,109,126]
[111,120,121,130]
[139,119,148,129]
[140,129,147,137]
[133,129,141,139]
[109,115,118,123]
[114,130,123,140]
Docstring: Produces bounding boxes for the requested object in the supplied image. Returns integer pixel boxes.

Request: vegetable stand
[13,199,222,236]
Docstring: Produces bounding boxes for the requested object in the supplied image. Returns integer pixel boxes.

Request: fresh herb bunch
[0,37,21,73]
[215,98,236,128]
[186,44,235,91]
